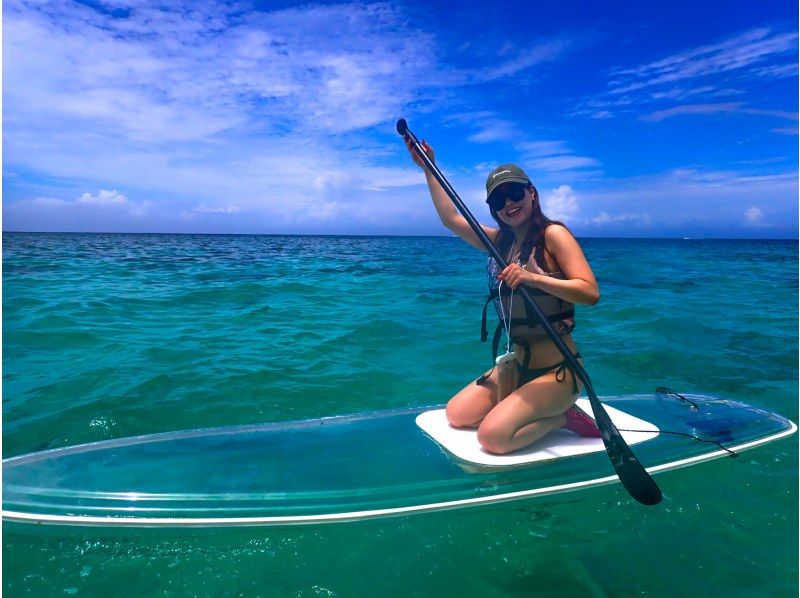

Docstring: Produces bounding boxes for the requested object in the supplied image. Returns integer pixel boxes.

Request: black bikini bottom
[516,351,582,394]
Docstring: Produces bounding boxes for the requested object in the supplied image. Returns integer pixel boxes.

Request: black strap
[476,322,506,386]
[490,322,504,359]
[515,351,582,393]
[506,308,575,328]
[480,294,493,342]
[482,293,574,342]
[554,362,580,395]
[521,341,530,369]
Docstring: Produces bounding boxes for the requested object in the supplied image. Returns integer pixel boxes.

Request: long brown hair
[489,183,567,269]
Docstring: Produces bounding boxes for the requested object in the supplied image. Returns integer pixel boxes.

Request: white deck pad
[416,398,660,466]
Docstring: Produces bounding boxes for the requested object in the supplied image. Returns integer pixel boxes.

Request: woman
[407,138,602,455]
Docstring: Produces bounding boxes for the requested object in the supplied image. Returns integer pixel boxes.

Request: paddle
[397,118,662,506]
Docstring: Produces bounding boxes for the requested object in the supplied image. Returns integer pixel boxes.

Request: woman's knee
[476,421,513,455]
[445,400,477,429]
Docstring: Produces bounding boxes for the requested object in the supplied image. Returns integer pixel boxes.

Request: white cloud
[1,0,585,235]
[744,206,764,226]
[641,102,798,123]
[77,189,128,206]
[591,212,652,226]
[3,2,795,238]
[571,167,796,236]
[18,188,148,215]
[3,1,438,142]
[194,204,240,214]
[3,0,488,235]
[477,38,574,80]
[444,112,521,143]
[30,197,70,207]
[468,120,519,143]
[541,185,580,221]
[529,155,601,172]
[519,141,571,157]
[4,188,154,232]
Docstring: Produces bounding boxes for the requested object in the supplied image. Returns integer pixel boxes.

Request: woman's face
[491,183,533,227]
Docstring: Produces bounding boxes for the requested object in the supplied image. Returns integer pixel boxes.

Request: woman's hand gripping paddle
[397,118,662,506]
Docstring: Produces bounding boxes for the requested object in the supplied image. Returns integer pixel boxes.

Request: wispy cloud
[576,166,797,236]
[591,212,652,226]
[5,188,153,231]
[641,102,745,121]
[772,126,799,135]
[459,116,603,181]
[607,27,797,95]
[462,113,521,143]
[539,187,653,232]
[517,140,601,179]
[528,155,601,173]
[575,26,798,121]
[4,0,582,233]
[3,2,795,238]
[476,38,574,81]
[641,101,799,122]
[3,0,451,229]
[483,161,794,237]
[4,0,437,141]
[194,204,240,214]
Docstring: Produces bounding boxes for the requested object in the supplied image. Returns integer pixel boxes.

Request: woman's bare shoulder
[543,223,578,251]
[544,223,573,241]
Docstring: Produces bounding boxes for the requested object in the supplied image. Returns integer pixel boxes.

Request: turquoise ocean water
[3,232,798,596]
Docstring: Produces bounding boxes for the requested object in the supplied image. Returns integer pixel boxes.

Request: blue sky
[3,0,798,237]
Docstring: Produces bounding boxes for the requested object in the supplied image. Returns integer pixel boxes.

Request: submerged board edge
[3,421,795,528]
[2,405,440,467]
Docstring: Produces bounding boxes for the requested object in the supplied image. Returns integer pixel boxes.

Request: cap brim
[486,176,530,199]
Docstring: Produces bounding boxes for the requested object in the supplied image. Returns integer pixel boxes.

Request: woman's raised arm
[405,138,497,251]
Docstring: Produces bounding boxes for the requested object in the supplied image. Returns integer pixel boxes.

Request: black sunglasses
[487,182,528,212]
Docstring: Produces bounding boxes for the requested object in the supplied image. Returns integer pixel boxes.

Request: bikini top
[481,243,575,349]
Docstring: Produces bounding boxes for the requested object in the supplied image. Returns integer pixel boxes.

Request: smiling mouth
[505,206,522,218]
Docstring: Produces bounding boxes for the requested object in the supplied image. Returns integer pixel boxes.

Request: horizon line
[2,230,798,242]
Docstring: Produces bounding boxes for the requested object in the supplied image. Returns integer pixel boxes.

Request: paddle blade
[604,433,663,505]
[587,392,662,505]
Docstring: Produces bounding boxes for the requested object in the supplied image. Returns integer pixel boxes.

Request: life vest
[480,244,575,357]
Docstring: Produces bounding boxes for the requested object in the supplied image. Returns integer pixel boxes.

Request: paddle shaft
[398,119,662,505]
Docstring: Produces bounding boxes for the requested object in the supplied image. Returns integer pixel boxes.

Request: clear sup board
[2,394,795,527]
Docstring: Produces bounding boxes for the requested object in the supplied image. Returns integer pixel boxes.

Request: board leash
[656,386,700,410]
[635,387,738,456]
